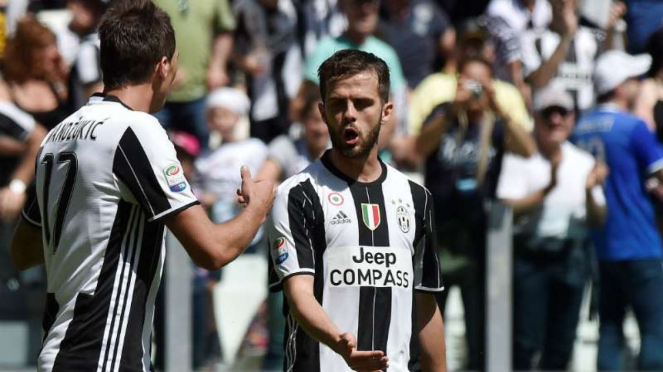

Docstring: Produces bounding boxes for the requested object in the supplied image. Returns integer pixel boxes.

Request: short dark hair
[98,0,176,90]
[317,49,390,103]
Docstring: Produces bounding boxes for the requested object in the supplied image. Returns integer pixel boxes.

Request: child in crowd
[196,87,268,249]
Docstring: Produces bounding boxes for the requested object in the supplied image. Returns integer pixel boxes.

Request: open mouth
[343,127,359,145]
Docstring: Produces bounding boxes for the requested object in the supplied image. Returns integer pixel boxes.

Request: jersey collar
[89,93,134,111]
[321,150,388,187]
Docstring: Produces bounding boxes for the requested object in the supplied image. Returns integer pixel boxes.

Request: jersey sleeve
[412,185,444,293]
[630,120,663,174]
[21,181,42,227]
[113,119,199,222]
[268,180,318,291]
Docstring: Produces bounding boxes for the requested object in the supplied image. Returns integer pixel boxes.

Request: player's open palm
[238,165,275,216]
[337,332,389,372]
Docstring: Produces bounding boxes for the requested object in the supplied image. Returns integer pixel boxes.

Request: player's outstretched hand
[336,332,389,372]
[237,165,275,217]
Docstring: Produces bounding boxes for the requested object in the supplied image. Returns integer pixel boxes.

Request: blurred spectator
[624,0,663,54]
[233,0,303,143]
[0,78,45,366]
[377,0,456,88]
[635,27,663,135]
[498,85,607,370]
[572,50,663,371]
[297,0,346,57]
[296,0,407,151]
[485,0,551,103]
[154,0,236,151]
[65,0,107,113]
[258,83,328,183]
[195,87,268,230]
[408,20,530,141]
[3,16,69,131]
[415,56,535,371]
[521,0,625,113]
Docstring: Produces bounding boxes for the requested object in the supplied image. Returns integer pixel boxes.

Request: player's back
[26,94,198,372]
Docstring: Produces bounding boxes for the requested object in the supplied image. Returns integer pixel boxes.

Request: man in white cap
[498,84,607,370]
[573,50,663,371]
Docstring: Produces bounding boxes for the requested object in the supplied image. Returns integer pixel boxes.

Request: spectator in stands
[154,0,236,151]
[624,0,663,54]
[573,50,663,371]
[635,27,663,137]
[415,56,535,371]
[520,0,624,113]
[259,83,328,183]
[65,0,107,113]
[407,20,530,165]
[3,16,69,131]
[485,0,551,104]
[233,0,303,143]
[498,84,607,370]
[377,0,455,89]
[294,0,407,156]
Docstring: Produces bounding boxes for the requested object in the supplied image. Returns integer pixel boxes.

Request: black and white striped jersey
[21,93,199,372]
[268,151,444,372]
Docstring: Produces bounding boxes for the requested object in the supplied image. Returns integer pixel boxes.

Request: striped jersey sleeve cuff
[268,270,315,292]
[415,285,445,293]
[22,209,42,227]
[148,200,200,223]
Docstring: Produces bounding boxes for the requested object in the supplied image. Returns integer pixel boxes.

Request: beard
[329,114,382,159]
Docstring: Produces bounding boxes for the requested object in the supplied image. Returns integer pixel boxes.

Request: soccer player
[9,2,274,372]
[268,49,447,372]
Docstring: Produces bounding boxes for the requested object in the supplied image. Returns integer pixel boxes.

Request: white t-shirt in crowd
[497,141,606,239]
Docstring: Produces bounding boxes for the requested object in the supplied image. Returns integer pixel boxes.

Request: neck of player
[329,146,383,183]
[104,83,156,113]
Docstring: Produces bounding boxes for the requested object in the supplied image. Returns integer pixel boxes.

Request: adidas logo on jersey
[331,211,351,225]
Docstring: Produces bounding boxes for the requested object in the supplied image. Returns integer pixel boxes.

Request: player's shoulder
[384,163,432,198]
[276,160,324,195]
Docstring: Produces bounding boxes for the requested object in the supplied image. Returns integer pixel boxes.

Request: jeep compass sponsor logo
[326,246,412,289]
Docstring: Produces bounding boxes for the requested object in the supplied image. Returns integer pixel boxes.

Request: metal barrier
[164,232,193,372]
[486,203,513,372]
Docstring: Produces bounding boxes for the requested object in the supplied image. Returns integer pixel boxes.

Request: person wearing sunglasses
[497,84,608,370]
[573,50,663,371]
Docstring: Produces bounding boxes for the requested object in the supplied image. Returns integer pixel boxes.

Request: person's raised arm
[166,166,273,270]
[283,275,389,372]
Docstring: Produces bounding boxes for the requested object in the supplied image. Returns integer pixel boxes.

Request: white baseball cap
[594,50,652,96]
[206,87,251,116]
[533,84,574,112]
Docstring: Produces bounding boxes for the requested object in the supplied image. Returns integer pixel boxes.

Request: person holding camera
[415,56,535,371]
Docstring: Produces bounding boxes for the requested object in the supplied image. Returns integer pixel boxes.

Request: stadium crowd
[1,0,663,371]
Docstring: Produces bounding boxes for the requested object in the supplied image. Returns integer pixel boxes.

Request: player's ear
[318,102,328,125]
[381,101,394,126]
[155,56,171,79]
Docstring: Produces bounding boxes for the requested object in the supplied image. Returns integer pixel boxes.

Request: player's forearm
[285,282,343,353]
[416,292,447,372]
[210,203,265,265]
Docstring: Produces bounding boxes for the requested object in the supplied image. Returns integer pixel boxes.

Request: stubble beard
[331,114,382,159]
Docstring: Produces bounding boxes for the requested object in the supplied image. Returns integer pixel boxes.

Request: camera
[466,80,483,99]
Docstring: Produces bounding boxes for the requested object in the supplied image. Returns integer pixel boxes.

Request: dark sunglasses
[541,106,571,119]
